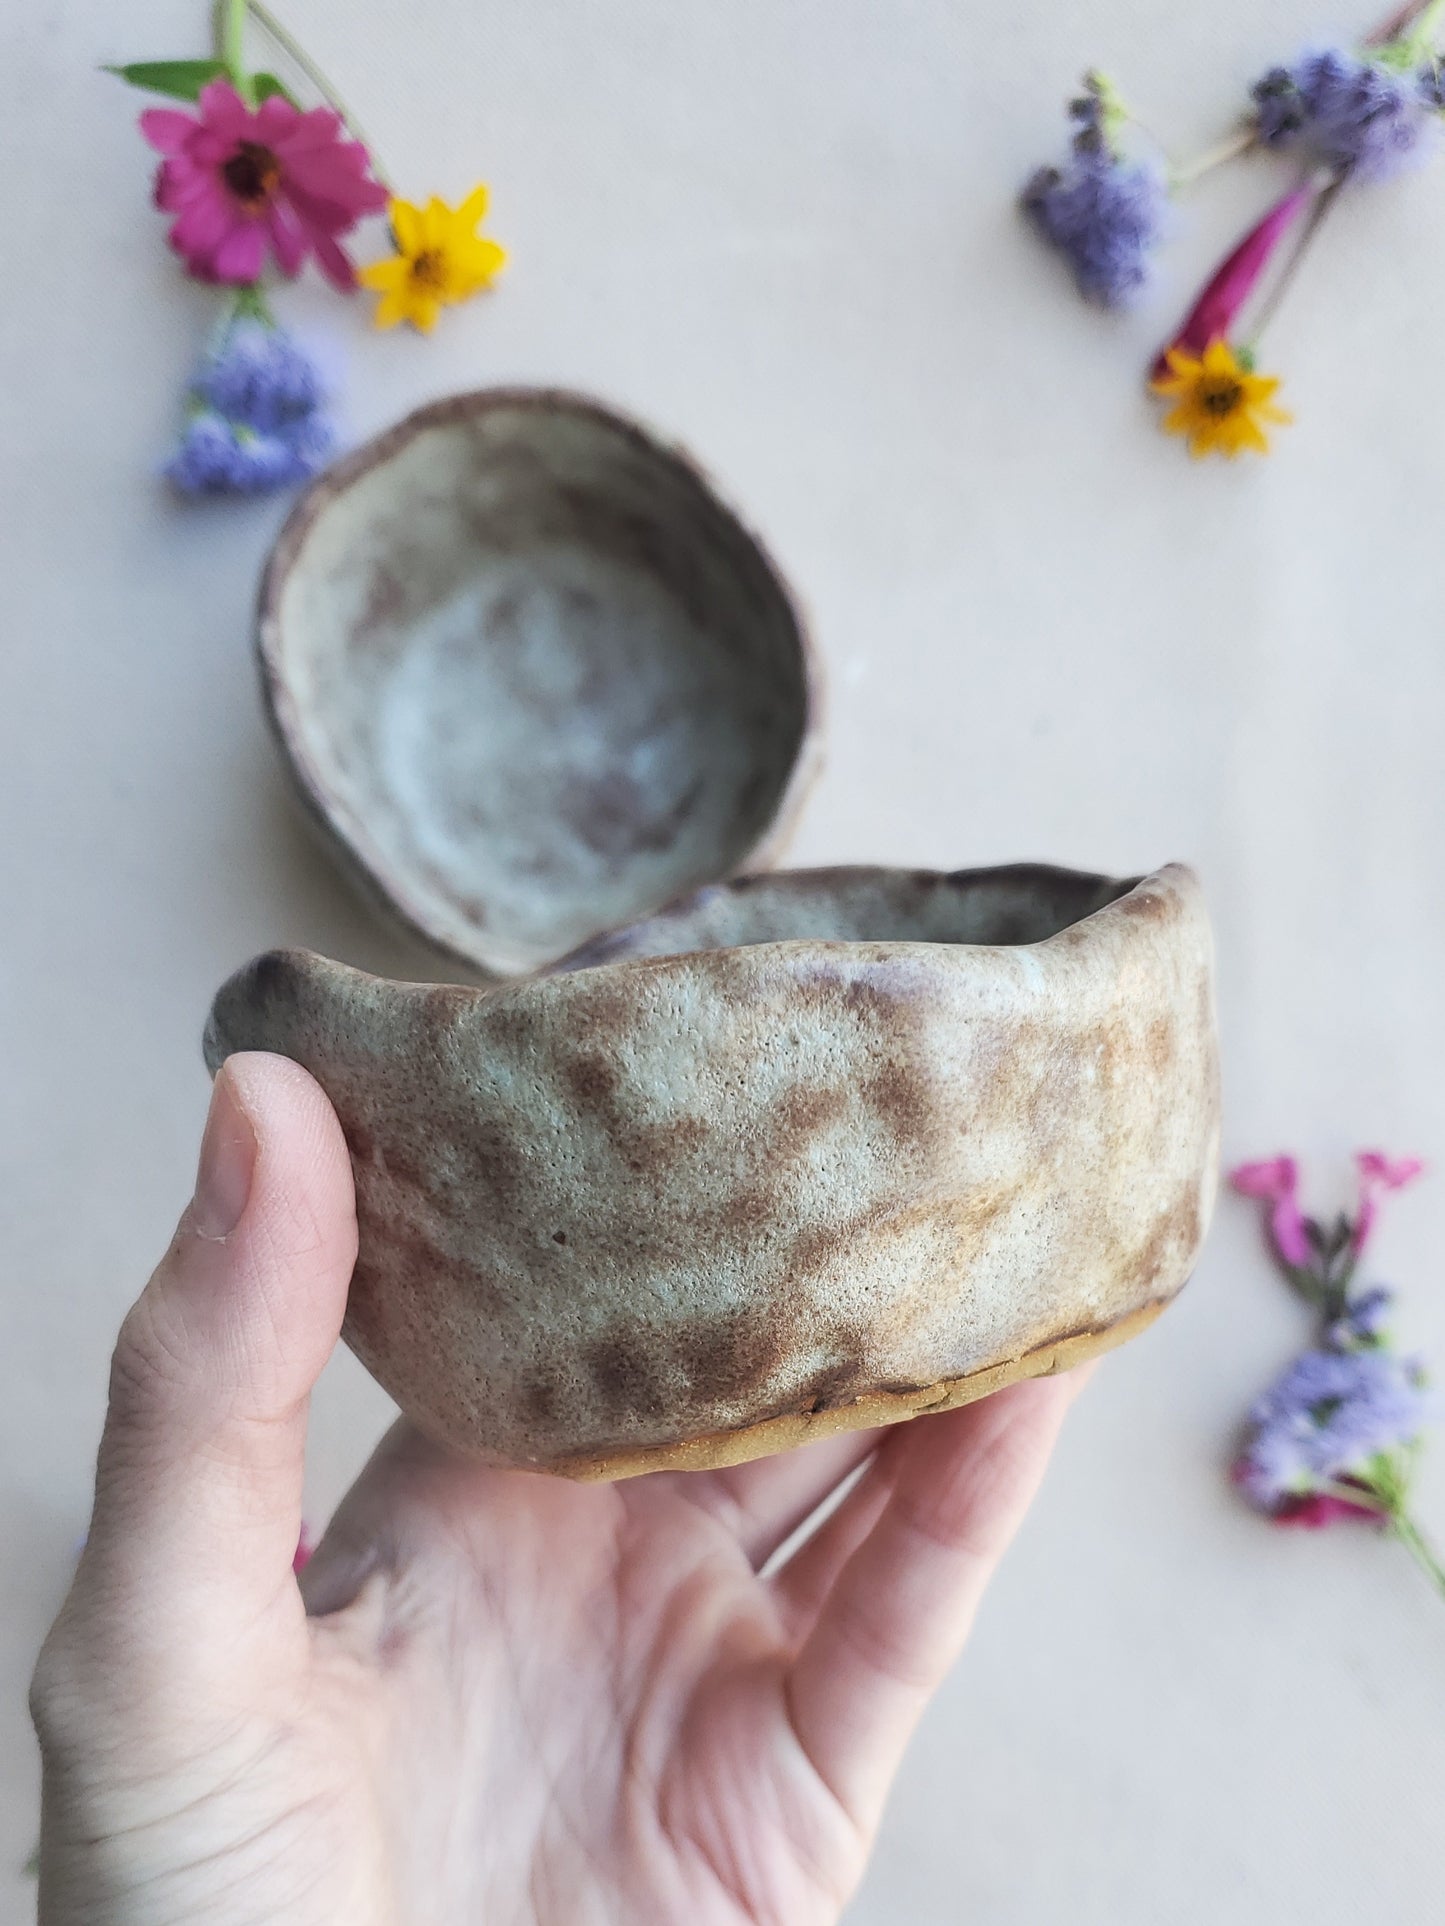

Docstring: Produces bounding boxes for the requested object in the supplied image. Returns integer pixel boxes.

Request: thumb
[77,1051,357,1670]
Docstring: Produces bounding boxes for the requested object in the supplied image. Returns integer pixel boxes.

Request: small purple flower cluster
[166,320,334,498]
[1327,1283,1394,1348]
[1026,21,1445,456]
[1234,1314,1434,1519]
[1251,46,1443,183]
[1021,78,1167,308]
[1231,1152,1445,1594]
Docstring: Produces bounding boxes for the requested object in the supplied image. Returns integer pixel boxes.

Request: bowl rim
[544,859,1159,975]
[255,384,826,979]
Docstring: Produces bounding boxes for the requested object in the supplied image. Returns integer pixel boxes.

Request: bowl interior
[264,395,815,975]
[552,864,1139,970]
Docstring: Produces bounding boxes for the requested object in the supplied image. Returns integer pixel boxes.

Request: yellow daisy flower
[359,185,507,333]
[1151,338,1291,460]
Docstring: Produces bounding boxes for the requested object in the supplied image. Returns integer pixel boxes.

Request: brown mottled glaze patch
[203,861,1220,1479]
[553,1301,1169,1481]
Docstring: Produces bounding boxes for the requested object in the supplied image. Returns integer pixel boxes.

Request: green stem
[1170,125,1257,190]
[1394,0,1445,61]
[1392,1512,1445,1599]
[194,286,275,390]
[243,0,392,188]
[1316,1481,1390,1513]
[231,282,275,326]
[1368,0,1434,48]
[1332,1251,1361,1302]
[215,0,253,101]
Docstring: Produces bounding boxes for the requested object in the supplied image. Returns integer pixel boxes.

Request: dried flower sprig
[1147,184,1318,459]
[1153,0,1445,456]
[166,309,334,495]
[109,0,508,497]
[1021,72,1169,308]
[1024,0,1445,460]
[1251,0,1445,185]
[1230,1151,1445,1601]
[1151,340,1291,459]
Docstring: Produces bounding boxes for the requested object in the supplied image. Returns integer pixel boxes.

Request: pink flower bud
[1229,1155,1313,1268]
[1353,1150,1425,1255]
[1150,185,1314,381]
[1271,1491,1380,1529]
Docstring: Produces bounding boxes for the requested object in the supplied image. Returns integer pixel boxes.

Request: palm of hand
[227,1391,1061,1926]
[305,1438,867,1925]
[31,1057,1078,1926]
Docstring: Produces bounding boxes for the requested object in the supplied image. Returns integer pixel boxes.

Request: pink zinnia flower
[1353,1149,1425,1255]
[141,81,388,290]
[1149,184,1314,381]
[1230,1154,1313,1268]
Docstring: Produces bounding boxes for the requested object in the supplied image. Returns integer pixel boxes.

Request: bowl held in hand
[205,862,1219,1478]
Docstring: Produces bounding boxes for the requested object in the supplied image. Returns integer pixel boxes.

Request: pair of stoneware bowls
[207,390,1220,1480]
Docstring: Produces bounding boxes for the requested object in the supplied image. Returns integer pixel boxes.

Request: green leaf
[253,71,300,106]
[103,58,229,102]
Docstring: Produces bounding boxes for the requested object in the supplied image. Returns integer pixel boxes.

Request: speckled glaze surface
[258,388,821,978]
[204,862,1220,1479]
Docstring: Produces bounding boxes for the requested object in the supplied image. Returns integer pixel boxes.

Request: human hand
[31,1052,1086,1926]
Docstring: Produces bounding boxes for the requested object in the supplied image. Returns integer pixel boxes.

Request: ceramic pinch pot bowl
[205,860,1220,1480]
[259,388,821,977]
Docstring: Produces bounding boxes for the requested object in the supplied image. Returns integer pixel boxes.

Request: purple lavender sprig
[1230,1151,1445,1600]
[166,309,334,498]
[1251,43,1444,182]
[1021,71,1168,308]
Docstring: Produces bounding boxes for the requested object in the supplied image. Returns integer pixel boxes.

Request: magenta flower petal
[289,157,389,214]
[1230,1155,1299,1199]
[195,78,251,137]
[1230,1154,1312,1267]
[266,202,307,276]
[1272,1492,1380,1529]
[256,93,305,141]
[211,221,268,283]
[310,229,358,291]
[288,152,378,195]
[139,107,198,154]
[290,102,346,141]
[189,130,233,168]
[157,167,216,213]
[1357,1151,1425,1189]
[1270,1202,1313,1268]
[172,194,234,259]
[283,181,374,232]
[1353,1150,1426,1255]
[154,162,187,211]
[1150,185,1314,379]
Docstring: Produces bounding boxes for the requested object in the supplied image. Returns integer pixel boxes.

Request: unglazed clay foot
[204,862,1219,1478]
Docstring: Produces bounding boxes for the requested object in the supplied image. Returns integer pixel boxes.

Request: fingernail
[191,1065,257,1241]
